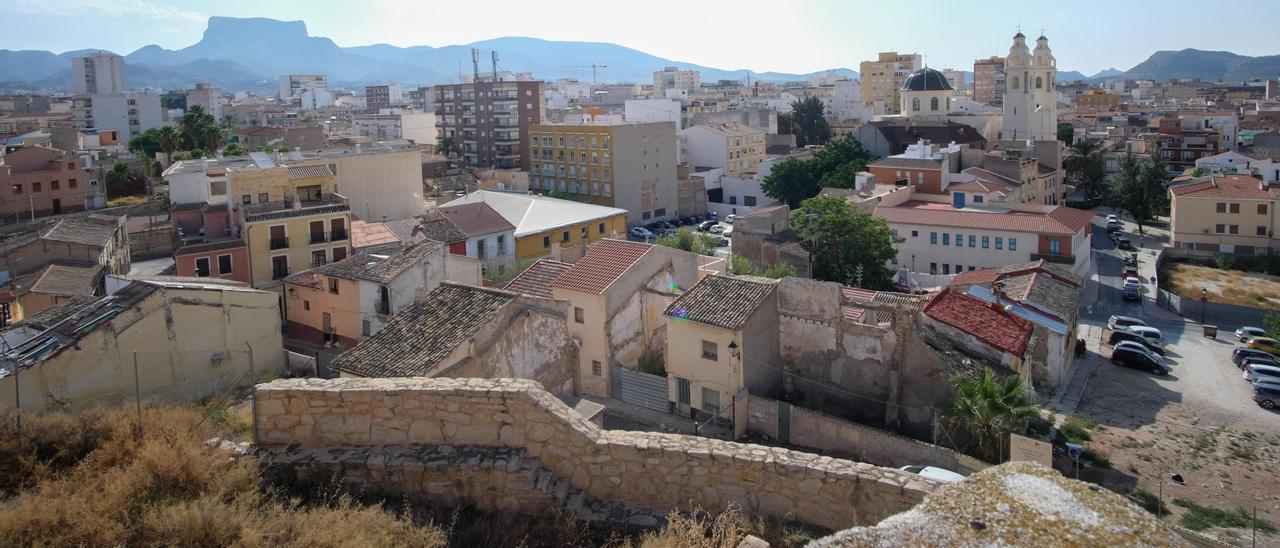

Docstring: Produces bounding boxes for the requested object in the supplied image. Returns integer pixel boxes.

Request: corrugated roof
[664,275,776,330]
[551,239,653,295]
[503,259,573,299]
[875,201,1093,235]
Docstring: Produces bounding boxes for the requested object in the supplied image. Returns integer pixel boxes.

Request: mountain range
[0,17,1276,92]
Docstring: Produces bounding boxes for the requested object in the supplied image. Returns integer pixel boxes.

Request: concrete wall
[254,377,937,530]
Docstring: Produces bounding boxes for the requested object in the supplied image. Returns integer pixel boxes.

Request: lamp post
[1200,287,1208,324]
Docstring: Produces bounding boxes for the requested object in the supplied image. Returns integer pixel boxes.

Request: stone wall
[254,377,937,530]
[745,394,989,476]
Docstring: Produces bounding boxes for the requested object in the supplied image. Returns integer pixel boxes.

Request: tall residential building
[364,83,403,112]
[859,52,922,115]
[70,93,164,144]
[680,123,766,177]
[434,79,545,170]
[1001,33,1058,141]
[528,121,679,223]
[186,83,225,120]
[653,67,701,95]
[71,52,125,95]
[941,69,966,92]
[278,74,327,99]
[973,56,1006,107]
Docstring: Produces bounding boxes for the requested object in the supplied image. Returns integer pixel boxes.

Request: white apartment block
[71,93,165,144]
[278,74,328,99]
[186,83,226,120]
[71,52,125,95]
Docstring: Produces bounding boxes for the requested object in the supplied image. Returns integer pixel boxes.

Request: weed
[1172,499,1276,533]
[1127,488,1168,516]
[1084,446,1111,468]
[1059,415,1094,444]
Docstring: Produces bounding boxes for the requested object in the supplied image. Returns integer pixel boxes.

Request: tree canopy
[761,136,877,209]
[942,368,1038,462]
[1109,152,1170,234]
[1057,122,1075,145]
[788,96,831,148]
[790,195,899,289]
[1063,140,1107,202]
[180,105,225,152]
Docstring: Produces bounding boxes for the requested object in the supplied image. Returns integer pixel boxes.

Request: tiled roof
[287,164,333,179]
[350,220,401,249]
[438,202,515,237]
[950,268,1001,286]
[28,264,102,296]
[244,203,349,223]
[417,211,468,243]
[331,284,517,377]
[289,241,440,284]
[41,217,119,247]
[503,259,572,299]
[923,288,1034,356]
[383,217,432,244]
[1170,174,1275,199]
[664,275,776,330]
[999,259,1081,287]
[875,201,1093,235]
[954,168,1020,193]
[997,271,1079,323]
[551,239,653,295]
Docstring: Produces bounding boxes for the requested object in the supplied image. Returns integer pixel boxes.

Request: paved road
[1077,214,1277,428]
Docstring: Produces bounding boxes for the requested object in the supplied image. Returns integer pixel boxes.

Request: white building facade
[1001,32,1058,141]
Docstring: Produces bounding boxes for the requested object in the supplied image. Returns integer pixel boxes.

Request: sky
[2,0,1278,76]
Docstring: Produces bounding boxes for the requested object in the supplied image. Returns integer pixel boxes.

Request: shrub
[1058,415,1095,444]
[1173,499,1276,533]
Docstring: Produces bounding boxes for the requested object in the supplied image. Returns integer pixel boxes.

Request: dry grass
[1160,262,1280,307]
[106,195,151,208]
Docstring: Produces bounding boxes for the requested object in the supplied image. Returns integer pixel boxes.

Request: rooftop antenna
[491,51,499,82]
[470,48,480,82]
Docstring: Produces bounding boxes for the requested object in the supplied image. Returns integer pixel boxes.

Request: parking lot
[1072,212,1280,543]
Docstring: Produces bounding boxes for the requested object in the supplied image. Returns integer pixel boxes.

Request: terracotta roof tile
[350,220,401,249]
[664,275,776,330]
[950,268,1001,286]
[1170,174,1274,199]
[876,201,1093,235]
[551,239,653,295]
[923,288,1034,356]
[503,259,573,299]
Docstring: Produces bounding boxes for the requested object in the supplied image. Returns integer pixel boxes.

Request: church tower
[1001,32,1057,141]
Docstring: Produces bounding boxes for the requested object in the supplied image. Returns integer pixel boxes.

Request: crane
[562,64,608,86]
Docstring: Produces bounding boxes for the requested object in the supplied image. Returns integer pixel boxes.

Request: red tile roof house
[921,287,1036,387]
[874,192,1094,282]
[437,202,517,276]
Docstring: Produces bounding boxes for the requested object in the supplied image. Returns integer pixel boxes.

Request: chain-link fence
[2,349,261,444]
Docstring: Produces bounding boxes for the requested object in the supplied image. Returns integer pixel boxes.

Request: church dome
[901,67,953,92]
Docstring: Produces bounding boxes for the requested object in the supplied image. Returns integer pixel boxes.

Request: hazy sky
[2,0,1278,75]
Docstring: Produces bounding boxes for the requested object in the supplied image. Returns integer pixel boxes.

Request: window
[543,236,551,248]
[995,237,1003,250]
[217,254,232,275]
[561,231,570,243]
[930,262,938,274]
[942,233,950,245]
[592,360,602,376]
[969,235,976,247]
[1010,76,1020,89]
[328,278,340,295]
[930,97,939,111]
[574,307,584,323]
[981,236,990,248]
[973,195,984,204]
[332,246,347,261]
[362,320,371,337]
[1049,238,1061,254]
[654,208,666,217]
[242,195,251,205]
[1217,202,1227,213]
[744,196,757,207]
[51,181,60,191]
[1229,203,1241,214]
[31,182,41,193]
[955,233,962,247]
[69,179,77,189]
[1035,76,1043,89]
[942,264,950,274]
[956,264,963,273]
[930,232,938,244]
[1216,224,1226,234]
[1009,238,1017,251]
[912,97,920,111]
[258,192,269,203]
[598,222,606,234]
[1229,225,1239,234]
[702,388,721,415]
[701,340,718,361]
[580,226,588,239]
[303,300,310,311]
[312,249,327,267]
[194,257,211,277]
[911,230,919,237]
[676,377,691,406]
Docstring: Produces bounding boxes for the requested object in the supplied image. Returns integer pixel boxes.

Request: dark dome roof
[901,68,953,92]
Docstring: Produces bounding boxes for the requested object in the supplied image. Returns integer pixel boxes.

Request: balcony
[330,228,348,242]
[243,193,350,222]
[310,232,327,244]
[269,237,290,250]
[1030,252,1075,266]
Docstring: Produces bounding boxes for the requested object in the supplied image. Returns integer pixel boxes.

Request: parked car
[1111,346,1170,375]
[724,214,739,224]
[1234,347,1277,366]
[1245,364,1280,384]
[1108,315,1147,331]
[1121,325,1164,345]
[629,226,653,239]
[899,465,966,483]
[1107,214,1120,223]
[708,224,726,234]
[1236,326,1267,342]
[1255,383,1280,409]
[1124,254,1138,266]
[1114,341,1166,366]
[1246,336,1280,355]
[1124,276,1142,286]
[1241,356,1280,371]
[1122,265,1139,278]
[1117,238,1135,250]
[697,220,718,232]
[1109,231,1122,240]
[1122,284,1141,301]
[1107,330,1165,356]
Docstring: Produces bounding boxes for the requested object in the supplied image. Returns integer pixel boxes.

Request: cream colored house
[662,275,781,422]
[680,123,766,177]
[1169,174,1280,255]
[0,278,282,413]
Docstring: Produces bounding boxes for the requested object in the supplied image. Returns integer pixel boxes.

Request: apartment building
[653,67,701,95]
[859,52,922,114]
[434,79,545,170]
[364,83,403,112]
[0,146,91,220]
[278,74,327,99]
[70,52,124,95]
[973,56,1006,107]
[681,123,766,177]
[529,121,678,223]
[186,83,226,120]
[70,93,164,144]
[1169,174,1279,255]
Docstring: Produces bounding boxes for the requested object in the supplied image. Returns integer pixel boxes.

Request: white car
[725,214,739,224]
[629,226,653,239]
[899,465,966,483]
[1106,214,1119,223]
[1107,315,1147,331]
[1237,326,1267,342]
[1121,325,1164,345]
[1245,364,1280,384]
[1123,276,1141,286]
[708,224,726,234]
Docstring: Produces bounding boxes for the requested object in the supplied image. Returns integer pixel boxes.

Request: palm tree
[941,368,1038,462]
[437,136,457,157]
[198,124,226,153]
[1064,139,1107,203]
[156,126,181,159]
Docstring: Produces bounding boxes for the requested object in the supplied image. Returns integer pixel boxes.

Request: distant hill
[1057,70,1090,82]
[1090,68,1124,80]
[0,16,856,91]
[1123,48,1280,82]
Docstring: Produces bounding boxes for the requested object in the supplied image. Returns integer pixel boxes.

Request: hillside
[1124,48,1280,82]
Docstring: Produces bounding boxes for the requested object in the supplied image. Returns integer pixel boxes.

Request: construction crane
[562,64,608,86]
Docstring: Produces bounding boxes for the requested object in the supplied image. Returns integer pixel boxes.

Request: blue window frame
[942,233,950,245]
[995,237,1003,250]
[1049,238,1061,254]
[969,235,976,247]
[955,233,962,246]
[930,232,937,244]
[1009,238,1017,251]
[982,236,990,249]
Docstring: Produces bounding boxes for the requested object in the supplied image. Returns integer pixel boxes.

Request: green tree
[1063,140,1106,202]
[1110,153,1170,235]
[654,227,718,256]
[777,111,795,136]
[1265,311,1280,340]
[437,136,458,157]
[160,90,187,110]
[728,254,756,275]
[761,135,876,208]
[127,129,161,158]
[790,195,899,289]
[761,262,795,279]
[180,104,219,151]
[222,143,248,157]
[156,125,182,159]
[790,96,831,148]
[942,368,1038,462]
[105,161,144,197]
[1057,122,1075,145]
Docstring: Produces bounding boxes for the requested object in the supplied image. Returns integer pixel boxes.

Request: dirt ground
[1161,262,1280,308]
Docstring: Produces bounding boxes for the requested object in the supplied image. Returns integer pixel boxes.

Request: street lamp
[1200,287,1208,324]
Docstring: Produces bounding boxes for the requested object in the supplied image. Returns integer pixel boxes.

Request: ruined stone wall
[436,295,577,396]
[254,378,936,530]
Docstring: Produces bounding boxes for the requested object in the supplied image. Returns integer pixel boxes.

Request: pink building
[0,146,89,221]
